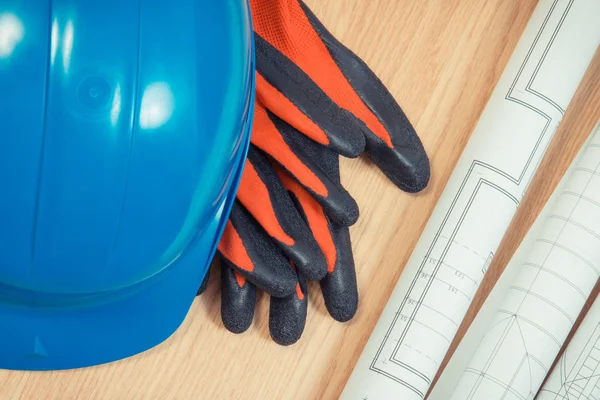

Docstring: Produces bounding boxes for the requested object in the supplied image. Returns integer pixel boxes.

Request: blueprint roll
[538,214,600,399]
[446,122,600,399]
[341,1,600,399]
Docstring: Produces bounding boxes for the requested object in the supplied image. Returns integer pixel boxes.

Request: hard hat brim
[0,105,253,371]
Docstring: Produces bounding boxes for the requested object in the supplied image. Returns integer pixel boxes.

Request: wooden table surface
[3,1,600,399]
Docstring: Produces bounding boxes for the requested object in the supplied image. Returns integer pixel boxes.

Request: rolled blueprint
[538,216,600,399]
[341,1,600,399]
[428,122,600,400]
[447,121,600,399]
[538,297,600,400]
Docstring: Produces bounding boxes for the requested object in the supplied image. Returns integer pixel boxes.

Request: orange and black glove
[251,0,430,192]
[198,0,430,346]
[215,111,359,345]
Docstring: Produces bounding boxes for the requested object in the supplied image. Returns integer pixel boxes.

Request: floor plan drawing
[539,242,600,400]
[341,1,600,399]
[449,124,600,399]
[543,328,600,400]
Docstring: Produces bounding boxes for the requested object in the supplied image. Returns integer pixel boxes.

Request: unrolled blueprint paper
[341,1,600,399]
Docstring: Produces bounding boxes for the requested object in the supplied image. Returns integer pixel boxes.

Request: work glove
[198,0,430,346]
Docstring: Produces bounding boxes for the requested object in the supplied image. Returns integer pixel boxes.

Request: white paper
[341,1,600,398]
[446,122,600,400]
[538,237,600,399]
[538,301,600,400]
[427,125,599,400]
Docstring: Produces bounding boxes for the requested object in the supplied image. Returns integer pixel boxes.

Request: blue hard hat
[0,0,255,370]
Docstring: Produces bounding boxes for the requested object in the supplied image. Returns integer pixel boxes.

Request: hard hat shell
[0,0,255,370]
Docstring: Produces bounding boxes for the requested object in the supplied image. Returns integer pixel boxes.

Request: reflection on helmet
[0,0,255,371]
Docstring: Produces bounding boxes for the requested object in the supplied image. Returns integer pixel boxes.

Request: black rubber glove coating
[225,201,297,298]
[221,263,257,334]
[245,146,328,281]
[269,272,308,346]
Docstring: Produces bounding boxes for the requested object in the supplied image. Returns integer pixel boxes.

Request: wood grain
[7,1,596,399]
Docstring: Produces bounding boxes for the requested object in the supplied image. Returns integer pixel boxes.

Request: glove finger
[277,168,337,274]
[221,263,257,334]
[252,103,358,227]
[196,266,211,296]
[196,257,220,296]
[269,269,308,346]
[252,0,368,159]
[319,223,358,322]
[252,0,430,193]
[281,169,358,322]
[218,200,297,298]
[255,70,365,159]
[237,146,327,281]
[297,1,430,193]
